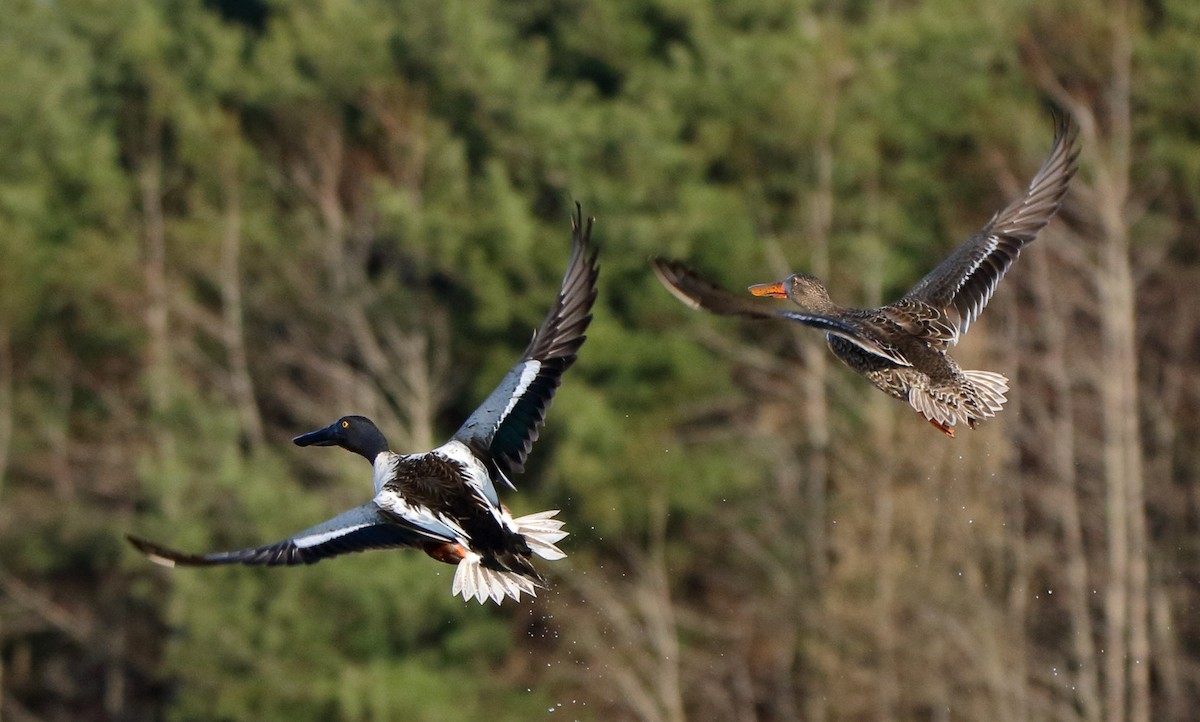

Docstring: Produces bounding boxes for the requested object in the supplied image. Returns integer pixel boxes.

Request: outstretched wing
[127,503,442,567]
[452,203,600,485]
[652,258,911,367]
[903,113,1079,340]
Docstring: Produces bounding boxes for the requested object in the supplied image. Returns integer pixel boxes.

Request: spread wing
[127,502,443,567]
[452,203,600,485]
[652,258,911,367]
[903,113,1079,340]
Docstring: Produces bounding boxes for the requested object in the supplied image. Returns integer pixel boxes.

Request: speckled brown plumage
[653,114,1078,436]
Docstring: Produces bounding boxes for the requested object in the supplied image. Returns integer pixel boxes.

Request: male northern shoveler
[129,204,599,603]
[653,115,1078,436]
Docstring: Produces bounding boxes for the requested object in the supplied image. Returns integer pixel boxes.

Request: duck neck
[806,295,840,314]
[792,284,840,314]
[347,429,390,464]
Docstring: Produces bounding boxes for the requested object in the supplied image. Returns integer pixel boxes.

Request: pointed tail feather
[513,509,568,561]
[451,552,541,604]
[965,370,1009,414]
[448,509,568,604]
[908,371,1010,433]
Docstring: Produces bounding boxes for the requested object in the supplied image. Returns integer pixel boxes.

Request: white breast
[372,451,399,494]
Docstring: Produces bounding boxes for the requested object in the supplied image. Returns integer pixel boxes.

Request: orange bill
[748,280,787,298]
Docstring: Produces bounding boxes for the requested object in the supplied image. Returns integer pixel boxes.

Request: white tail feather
[512,509,568,560]
[452,552,541,604]
[449,509,568,604]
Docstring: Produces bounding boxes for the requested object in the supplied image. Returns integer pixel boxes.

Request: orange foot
[423,541,468,566]
[928,417,955,437]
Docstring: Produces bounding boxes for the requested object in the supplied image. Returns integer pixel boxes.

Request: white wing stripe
[498,360,541,428]
[293,522,374,549]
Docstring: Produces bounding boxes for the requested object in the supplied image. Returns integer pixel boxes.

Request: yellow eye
[341,420,349,429]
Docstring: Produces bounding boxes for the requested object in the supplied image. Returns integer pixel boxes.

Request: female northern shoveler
[129,204,599,604]
[653,115,1078,436]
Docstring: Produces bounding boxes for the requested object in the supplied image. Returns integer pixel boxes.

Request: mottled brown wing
[652,258,912,366]
[903,113,1079,341]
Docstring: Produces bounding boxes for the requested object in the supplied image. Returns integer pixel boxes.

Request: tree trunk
[217,125,264,449]
[1096,219,1150,722]
[1029,243,1103,722]
[1094,6,1150,719]
[1027,3,1150,718]
[139,127,171,420]
[801,97,834,591]
[0,323,11,501]
[648,497,686,722]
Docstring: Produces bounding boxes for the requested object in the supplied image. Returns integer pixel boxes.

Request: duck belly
[826,335,909,400]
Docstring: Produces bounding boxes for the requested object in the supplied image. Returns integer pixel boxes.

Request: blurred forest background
[1,0,1198,720]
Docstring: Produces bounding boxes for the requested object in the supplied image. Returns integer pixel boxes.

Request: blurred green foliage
[1,0,1198,720]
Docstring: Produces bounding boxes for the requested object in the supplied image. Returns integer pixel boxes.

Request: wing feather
[127,503,439,567]
[452,203,600,481]
[903,113,1079,339]
[652,258,911,367]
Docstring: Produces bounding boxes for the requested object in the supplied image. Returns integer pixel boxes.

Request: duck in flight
[129,204,600,603]
[654,115,1078,436]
